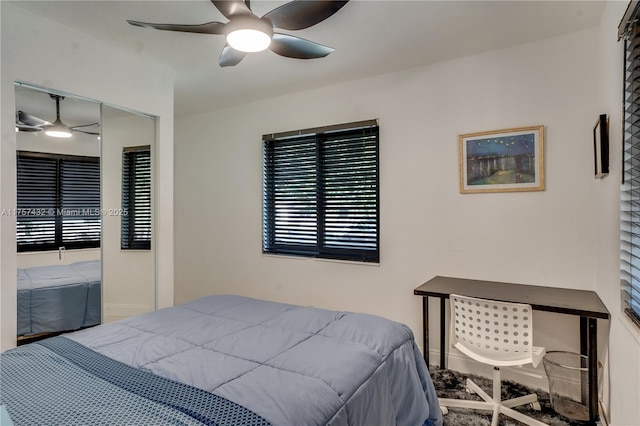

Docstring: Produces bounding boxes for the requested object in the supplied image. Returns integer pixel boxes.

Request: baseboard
[104,303,153,323]
[427,349,549,392]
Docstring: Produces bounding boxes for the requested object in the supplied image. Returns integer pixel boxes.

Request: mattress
[17,260,101,336]
[1,294,443,426]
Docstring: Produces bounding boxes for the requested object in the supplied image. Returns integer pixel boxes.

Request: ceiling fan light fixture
[46,129,73,138]
[45,120,72,138]
[227,29,271,52]
[225,16,273,53]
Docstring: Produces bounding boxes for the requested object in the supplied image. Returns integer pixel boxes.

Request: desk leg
[580,317,588,409]
[440,297,446,369]
[580,317,599,425]
[580,317,588,356]
[422,296,429,367]
[588,318,599,424]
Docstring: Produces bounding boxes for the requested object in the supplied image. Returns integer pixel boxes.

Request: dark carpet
[431,368,588,426]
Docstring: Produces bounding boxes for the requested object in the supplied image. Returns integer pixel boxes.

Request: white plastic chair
[438,294,548,426]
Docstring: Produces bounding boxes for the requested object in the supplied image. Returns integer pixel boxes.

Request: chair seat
[456,342,546,368]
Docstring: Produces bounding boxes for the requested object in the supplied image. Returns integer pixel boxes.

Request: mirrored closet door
[14,83,156,342]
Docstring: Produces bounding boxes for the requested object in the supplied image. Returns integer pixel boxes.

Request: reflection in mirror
[101,105,155,323]
[15,84,102,344]
[14,84,157,344]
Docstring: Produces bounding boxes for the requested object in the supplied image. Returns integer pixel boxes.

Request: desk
[414,276,609,425]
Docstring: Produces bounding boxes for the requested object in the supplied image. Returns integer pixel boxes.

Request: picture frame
[593,114,609,179]
[459,125,544,194]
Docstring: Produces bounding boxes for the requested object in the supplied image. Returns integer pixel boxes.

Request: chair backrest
[450,294,534,365]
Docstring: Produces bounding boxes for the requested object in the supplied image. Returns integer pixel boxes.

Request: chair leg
[438,397,494,411]
[491,404,500,426]
[502,393,539,408]
[500,405,549,426]
[466,378,492,403]
[440,369,548,426]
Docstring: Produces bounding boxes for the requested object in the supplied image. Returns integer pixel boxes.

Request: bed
[17,260,101,336]
[1,294,443,426]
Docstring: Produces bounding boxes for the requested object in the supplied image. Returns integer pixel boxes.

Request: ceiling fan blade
[127,20,226,35]
[16,124,42,132]
[71,123,100,135]
[71,123,100,129]
[263,0,349,31]
[211,0,252,19]
[18,111,50,127]
[73,129,100,136]
[219,44,247,67]
[269,33,334,59]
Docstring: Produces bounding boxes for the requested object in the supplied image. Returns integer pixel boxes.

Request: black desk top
[414,276,610,319]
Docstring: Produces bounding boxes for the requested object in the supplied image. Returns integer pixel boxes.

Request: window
[621,1,640,328]
[262,120,379,263]
[121,146,151,250]
[16,152,100,252]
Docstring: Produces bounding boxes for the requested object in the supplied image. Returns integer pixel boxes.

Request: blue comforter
[1,337,270,425]
[17,260,101,335]
[3,295,443,426]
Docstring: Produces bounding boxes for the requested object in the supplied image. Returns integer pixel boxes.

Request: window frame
[262,120,380,263]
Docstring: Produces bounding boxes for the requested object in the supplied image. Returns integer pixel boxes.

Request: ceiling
[15,84,102,131]
[10,1,605,117]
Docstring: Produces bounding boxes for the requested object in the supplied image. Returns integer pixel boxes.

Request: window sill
[261,253,380,267]
[18,247,100,256]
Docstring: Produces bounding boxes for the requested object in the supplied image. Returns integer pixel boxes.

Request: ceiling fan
[127,0,349,67]
[16,94,99,138]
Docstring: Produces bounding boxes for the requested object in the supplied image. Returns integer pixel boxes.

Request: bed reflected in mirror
[14,83,156,344]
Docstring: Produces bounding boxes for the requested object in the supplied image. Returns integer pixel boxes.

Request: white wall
[0,3,175,350]
[597,2,640,425]
[17,249,100,269]
[175,27,602,392]
[17,128,100,157]
[102,111,155,322]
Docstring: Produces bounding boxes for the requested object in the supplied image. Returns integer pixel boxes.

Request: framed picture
[593,114,609,179]
[459,125,544,194]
